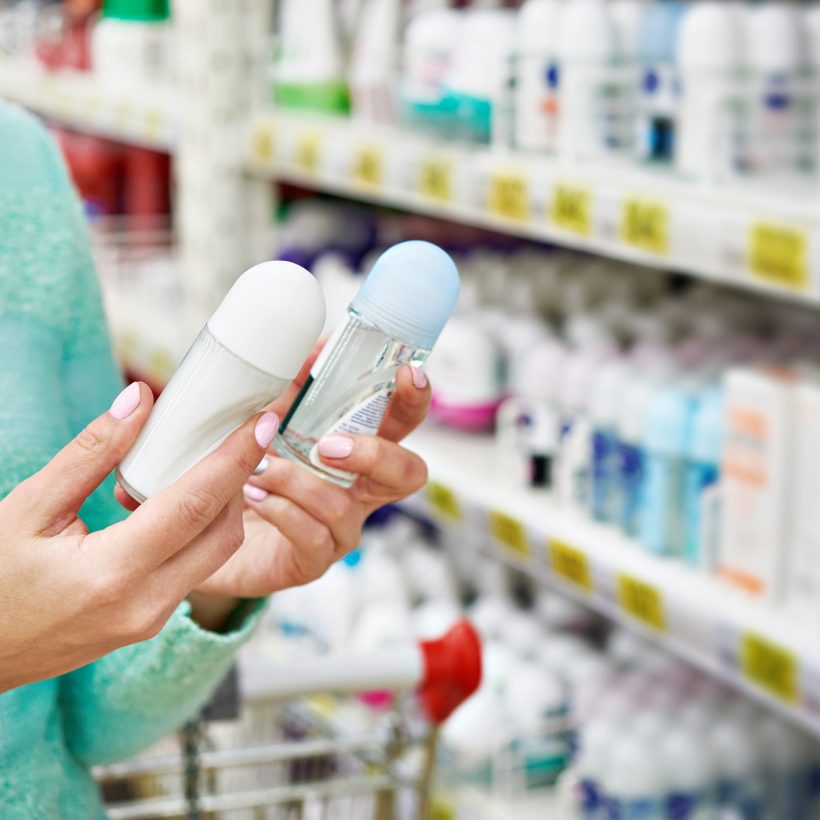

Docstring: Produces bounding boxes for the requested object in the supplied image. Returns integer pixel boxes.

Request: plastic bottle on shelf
[682,384,723,570]
[676,0,745,183]
[276,242,460,486]
[513,0,563,153]
[117,262,326,502]
[573,716,622,819]
[635,0,687,165]
[92,0,174,88]
[273,0,350,114]
[600,733,666,819]
[758,714,814,819]
[555,0,631,160]
[659,723,717,817]
[744,2,814,177]
[349,0,402,123]
[610,0,648,67]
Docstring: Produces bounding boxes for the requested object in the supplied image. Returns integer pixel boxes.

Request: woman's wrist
[186,589,241,633]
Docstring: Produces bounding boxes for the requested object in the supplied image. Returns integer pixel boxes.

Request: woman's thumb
[12,383,154,534]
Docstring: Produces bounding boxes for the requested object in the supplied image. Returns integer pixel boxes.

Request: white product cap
[806,5,820,70]
[506,662,567,732]
[207,261,326,380]
[517,0,564,52]
[602,734,665,798]
[745,3,806,72]
[556,0,617,61]
[679,2,743,71]
[611,0,649,61]
[352,241,460,350]
[501,609,545,658]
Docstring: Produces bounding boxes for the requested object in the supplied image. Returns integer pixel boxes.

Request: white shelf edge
[401,425,820,737]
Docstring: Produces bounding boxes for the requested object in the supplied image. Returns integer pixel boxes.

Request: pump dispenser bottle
[117,261,326,502]
[276,241,460,487]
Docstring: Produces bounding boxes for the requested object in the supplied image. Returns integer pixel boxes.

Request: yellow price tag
[145,110,163,143]
[617,574,666,631]
[620,198,669,255]
[307,693,339,719]
[294,130,322,173]
[251,124,276,165]
[740,632,798,704]
[488,170,529,222]
[418,156,453,204]
[425,481,462,523]
[430,797,457,820]
[747,223,808,291]
[489,510,530,558]
[550,184,593,237]
[548,539,593,592]
[352,143,383,188]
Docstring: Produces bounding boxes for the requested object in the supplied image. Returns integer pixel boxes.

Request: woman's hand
[0,382,277,693]
[183,363,431,628]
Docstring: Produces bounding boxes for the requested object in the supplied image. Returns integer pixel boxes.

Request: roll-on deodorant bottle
[275,240,460,487]
[117,261,326,502]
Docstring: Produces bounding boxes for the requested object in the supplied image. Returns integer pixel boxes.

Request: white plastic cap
[556,0,617,61]
[745,3,806,72]
[207,261,326,380]
[678,1,743,71]
[517,0,564,52]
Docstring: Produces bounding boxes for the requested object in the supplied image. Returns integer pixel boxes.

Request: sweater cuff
[173,596,268,650]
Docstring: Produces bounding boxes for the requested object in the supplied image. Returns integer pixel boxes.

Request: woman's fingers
[245,456,362,554]
[94,411,277,571]
[14,382,154,535]
[266,337,325,419]
[376,364,431,443]
[316,433,428,500]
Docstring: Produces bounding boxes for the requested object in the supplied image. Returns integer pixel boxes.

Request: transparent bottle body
[117,327,290,502]
[276,307,429,487]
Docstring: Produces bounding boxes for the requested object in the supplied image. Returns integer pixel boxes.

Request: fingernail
[253,456,271,476]
[318,434,355,459]
[243,482,269,502]
[109,382,141,420]
[411,365,428,390]
[255,412,279,448]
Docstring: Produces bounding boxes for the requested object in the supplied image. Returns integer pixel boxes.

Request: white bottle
[601,733,666,818]
[573,717,622,818]
[117,262,326,502]
[676,0,745,183]
[276,242,459,486]
[660,723,717,818]
[556,0,630,160]
[759,715,814,819]
[513,0,563,153]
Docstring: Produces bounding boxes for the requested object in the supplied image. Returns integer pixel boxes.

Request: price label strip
[251,123,276,166]
[418,155,453,204]
[548,539,593,592]
[740,632,798,705]
[620,198,669,256]
[489,510,531,559]
[550,184,593,237]
[488,170,530,223]
[747,223,808,292]
[352,143,384,188]
[293,129,322,174]
[425,481,463,523]
[617,574,666,631]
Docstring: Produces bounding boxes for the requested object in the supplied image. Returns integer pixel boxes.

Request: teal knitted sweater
[0,102,263,818]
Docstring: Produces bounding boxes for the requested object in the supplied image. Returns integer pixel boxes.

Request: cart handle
[418,619,482,724]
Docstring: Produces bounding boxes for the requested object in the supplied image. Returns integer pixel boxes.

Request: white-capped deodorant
[117,261,326,502]
[276,240,460,487]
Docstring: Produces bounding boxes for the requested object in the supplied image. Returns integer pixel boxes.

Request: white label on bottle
[309,389,393,480]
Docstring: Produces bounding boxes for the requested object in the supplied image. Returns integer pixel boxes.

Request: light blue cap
[644,383,698,456]
[352,241,460,350]
[689,386,725,464]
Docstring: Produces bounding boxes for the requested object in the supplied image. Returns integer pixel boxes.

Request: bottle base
[114,468,148,504]
[273,435,355,489]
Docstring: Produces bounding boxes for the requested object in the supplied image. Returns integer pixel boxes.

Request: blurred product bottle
[556,0,631,160]
[744,2,813,177]
[349,0,401,123]
[440,4,517,145]
[759,714,815,820]
[55,128,121,217]
[634,0,686,165]
[400,0,462,135]
[513,0,563,153]
[610,0,648,67]
[122,146,171,226]
[273,0,350,114]
[35,0,99,70]
[276,242,459,486]
[676,0,745,182]
[92,0,174,88]
[600,733,666,819]
[659,722,717,817]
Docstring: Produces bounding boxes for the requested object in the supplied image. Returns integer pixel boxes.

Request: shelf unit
[401,425,820,736]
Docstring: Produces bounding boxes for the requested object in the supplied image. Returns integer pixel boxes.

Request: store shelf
[0,59,176,150]
[402,425,820,736]
[247,109,820,304]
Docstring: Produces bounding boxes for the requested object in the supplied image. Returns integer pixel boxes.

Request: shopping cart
[94,620,482,820]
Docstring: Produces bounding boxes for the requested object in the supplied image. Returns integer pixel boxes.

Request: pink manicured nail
[411,365,428,390]
[318,434,354,459]
[255,412,279,448]
[243,482,269,502]
[109,382,141,420]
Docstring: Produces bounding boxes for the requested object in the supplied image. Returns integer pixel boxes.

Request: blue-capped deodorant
[275,241,460,487]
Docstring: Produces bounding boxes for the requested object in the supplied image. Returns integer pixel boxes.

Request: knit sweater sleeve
[0,104,265,766]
